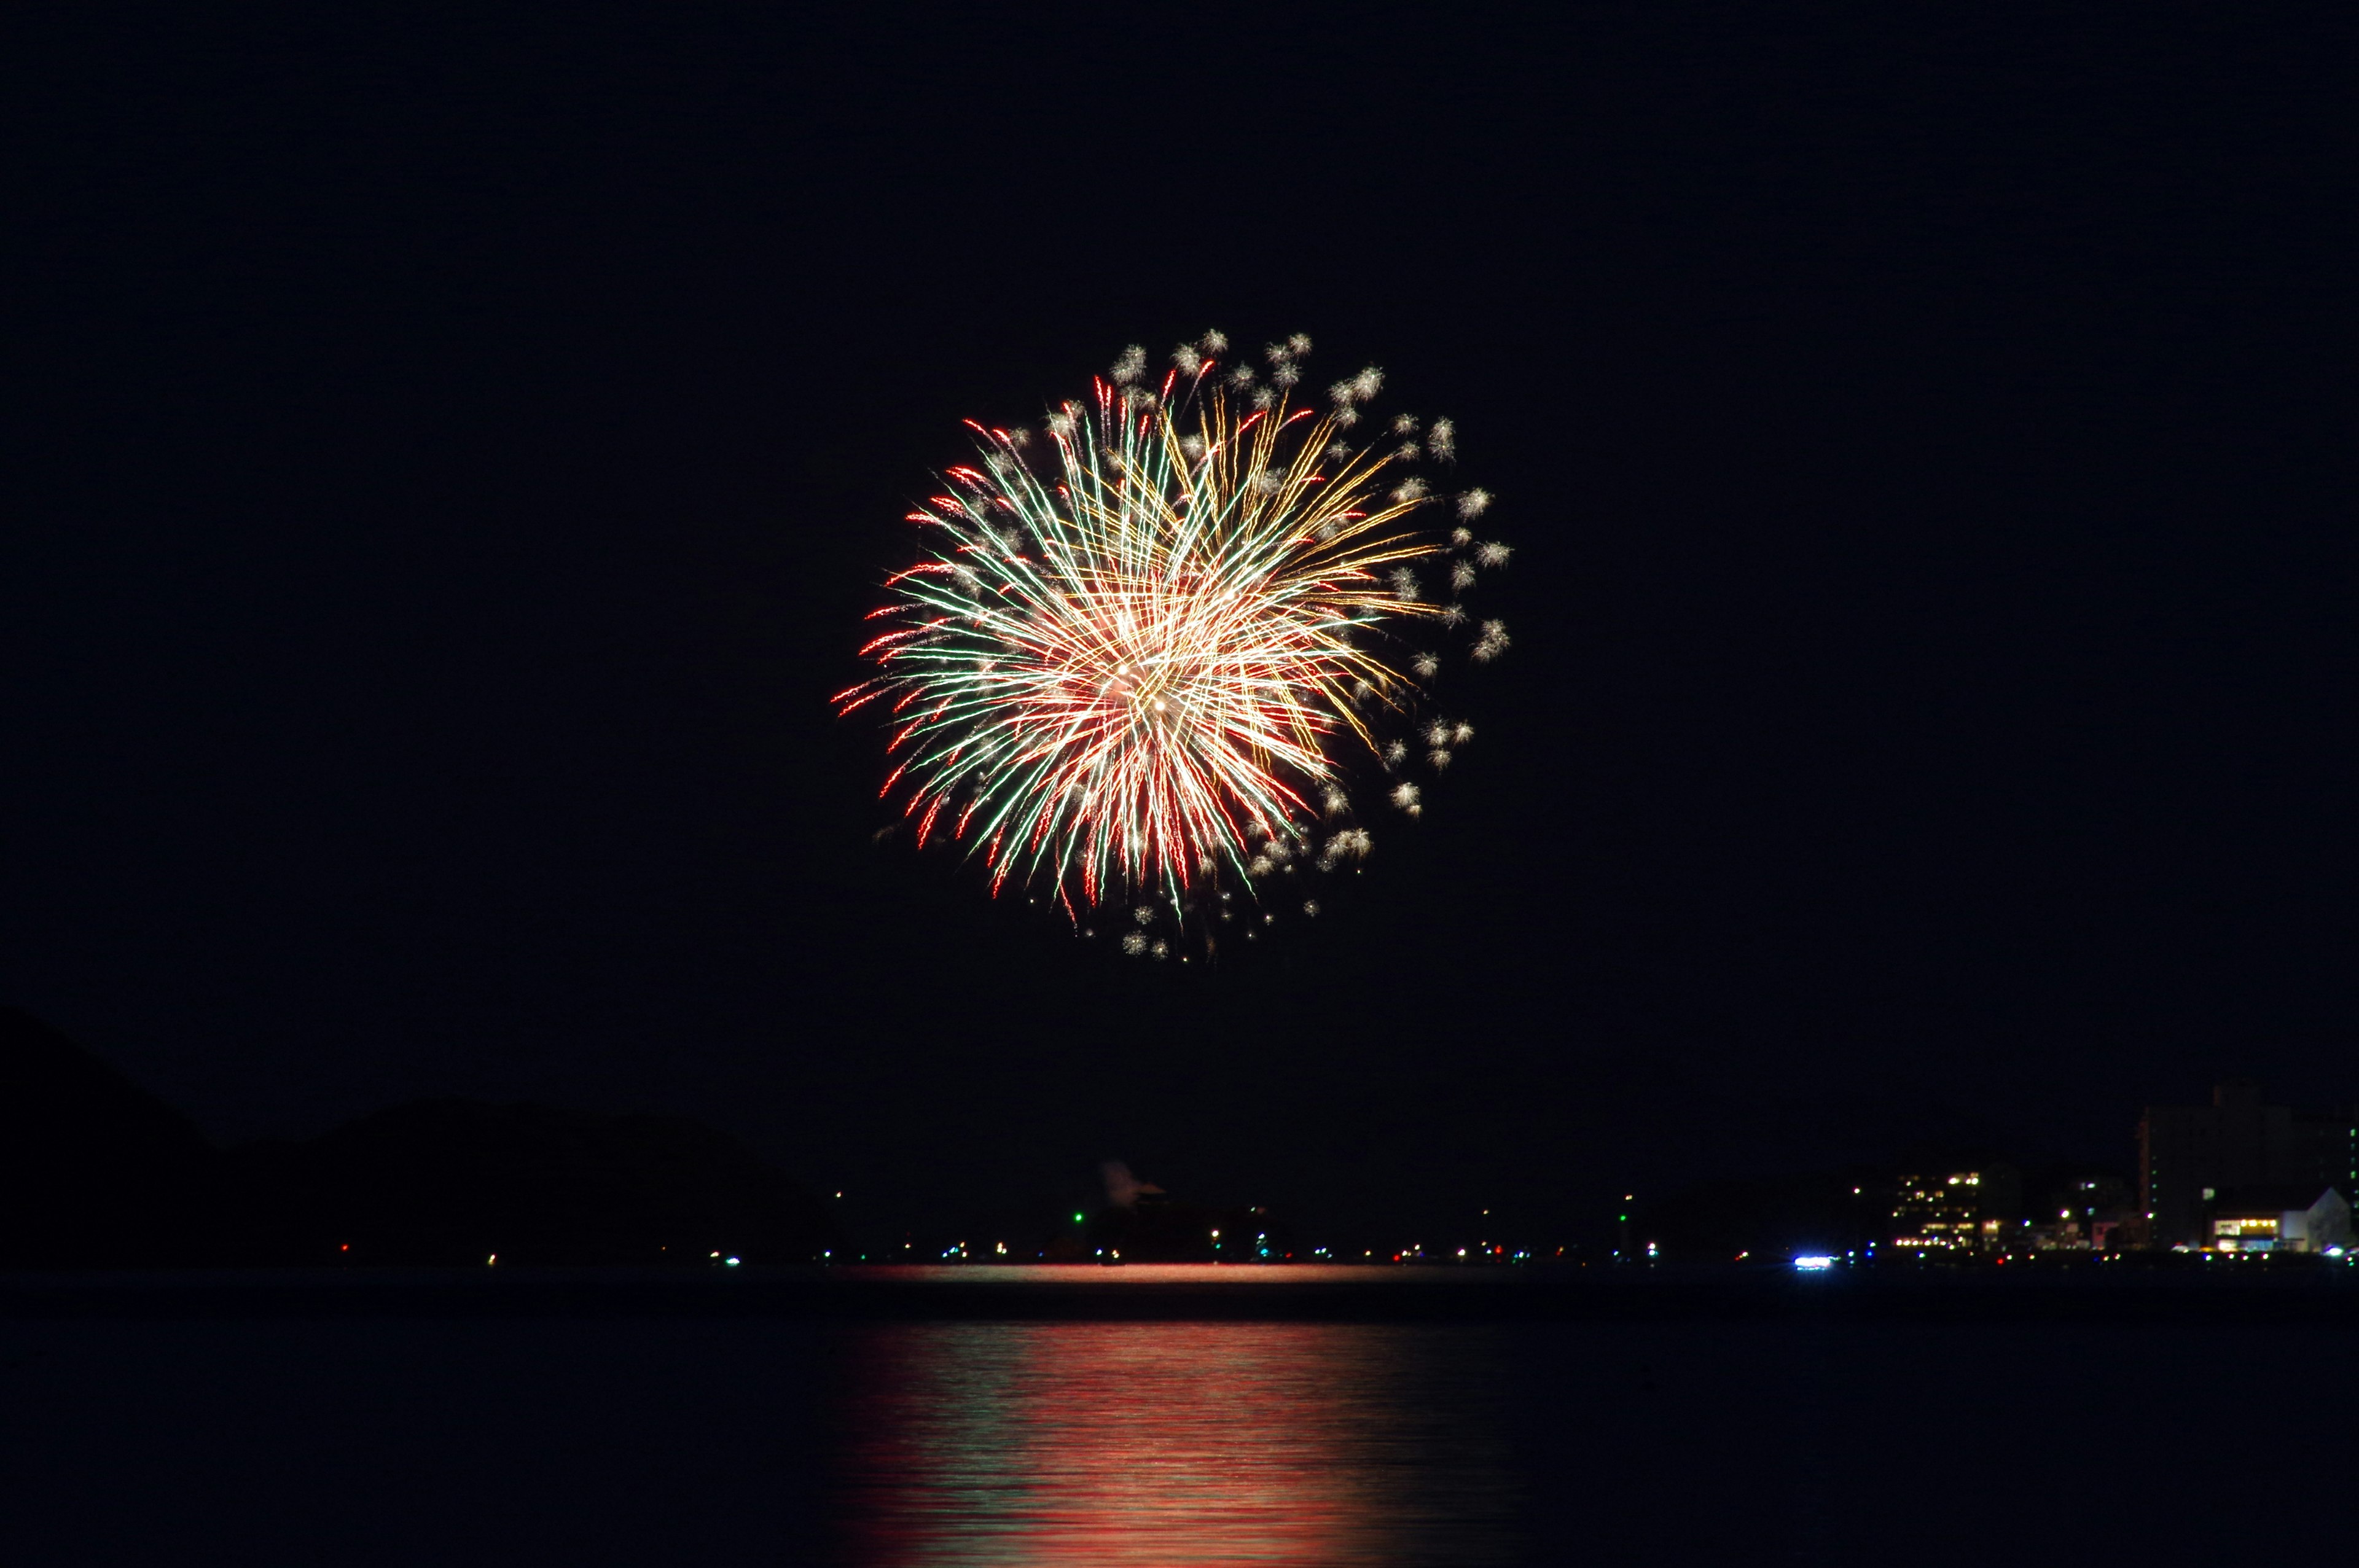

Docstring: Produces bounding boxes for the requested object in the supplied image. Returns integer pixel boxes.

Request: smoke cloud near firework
[837,332,1511,954]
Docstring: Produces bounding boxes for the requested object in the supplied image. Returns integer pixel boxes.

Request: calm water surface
[5,1274,2355,1565]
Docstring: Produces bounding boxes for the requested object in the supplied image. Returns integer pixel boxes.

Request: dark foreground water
[5,1269,2353,1565]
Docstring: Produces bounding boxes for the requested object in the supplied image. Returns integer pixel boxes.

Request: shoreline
[8,1263,2358,1325]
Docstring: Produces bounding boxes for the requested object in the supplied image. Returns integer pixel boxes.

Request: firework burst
[837,332,1510,951]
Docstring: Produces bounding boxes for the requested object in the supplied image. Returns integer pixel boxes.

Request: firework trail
[837,332,1510,953]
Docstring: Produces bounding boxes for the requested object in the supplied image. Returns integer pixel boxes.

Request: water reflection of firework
[839,332,1511,953]
[836,1318,1514,1565]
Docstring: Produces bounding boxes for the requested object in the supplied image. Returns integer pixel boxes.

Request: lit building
[2138,1084,2357,1248]
[2206,1187,2351,1254]
[1888,1167,2020,1253]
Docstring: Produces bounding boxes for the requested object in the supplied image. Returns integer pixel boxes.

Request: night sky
[8,10,2352,1246]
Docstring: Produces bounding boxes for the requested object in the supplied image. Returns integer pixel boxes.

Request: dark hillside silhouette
[2,1009,835,1266]
[220,1098,839,1266]
[1,1007,215,1264]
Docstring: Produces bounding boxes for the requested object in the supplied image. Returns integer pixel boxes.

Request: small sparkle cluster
[837,332,1511,956]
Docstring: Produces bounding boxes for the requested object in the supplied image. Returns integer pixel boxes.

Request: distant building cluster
[1884,1165,2139,1255]
[1876,1083,2354,1260]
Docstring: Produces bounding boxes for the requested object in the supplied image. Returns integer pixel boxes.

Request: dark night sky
[6,9,2353,1244]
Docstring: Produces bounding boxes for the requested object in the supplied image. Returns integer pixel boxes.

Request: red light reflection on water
[835,1317,1509,1566]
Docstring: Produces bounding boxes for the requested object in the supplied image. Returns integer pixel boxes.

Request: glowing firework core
[839,333,1509,947]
